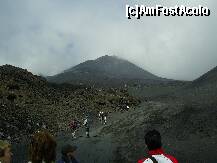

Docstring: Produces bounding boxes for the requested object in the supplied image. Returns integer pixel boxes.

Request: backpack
[149,155,158,163]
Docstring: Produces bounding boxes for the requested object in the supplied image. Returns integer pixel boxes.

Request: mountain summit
[47,55,165,87]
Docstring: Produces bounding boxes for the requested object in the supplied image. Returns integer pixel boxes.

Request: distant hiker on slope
[69,120,79,139]
[99,111,108,125]
[83,116,90,138]
[98,111,103,124]
[103,112,108,125]
[138,129,178,163]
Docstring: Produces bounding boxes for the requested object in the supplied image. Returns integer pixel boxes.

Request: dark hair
[61,144,77,163]
[145,129,162,150]
[61,144,77,155]
[29,131,56,163]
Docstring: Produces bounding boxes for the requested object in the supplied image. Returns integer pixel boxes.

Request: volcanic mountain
[47,55,168,87]
[173,65,217,106]
[191,66,217,87]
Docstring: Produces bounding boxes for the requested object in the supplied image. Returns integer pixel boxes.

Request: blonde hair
[29,131,56,163]
[0,140,11,157]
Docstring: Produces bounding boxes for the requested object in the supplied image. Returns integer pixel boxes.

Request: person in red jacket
[138,129,178,163]
[69,120,79,139]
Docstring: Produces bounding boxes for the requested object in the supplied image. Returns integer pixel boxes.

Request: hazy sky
[0,0,216,80]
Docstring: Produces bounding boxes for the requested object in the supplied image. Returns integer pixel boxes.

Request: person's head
[145,129,162,151]
[61,144,77,159]
[29,131,56,163]
[0,140,12,163]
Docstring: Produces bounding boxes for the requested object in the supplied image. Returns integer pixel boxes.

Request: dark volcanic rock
[0,64,140,142]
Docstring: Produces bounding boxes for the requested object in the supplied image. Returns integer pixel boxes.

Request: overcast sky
[0,0,216,80]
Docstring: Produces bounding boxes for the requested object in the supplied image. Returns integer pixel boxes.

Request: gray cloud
[0,0,216,80]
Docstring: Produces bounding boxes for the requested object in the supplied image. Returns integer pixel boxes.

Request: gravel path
[12,111,121,163]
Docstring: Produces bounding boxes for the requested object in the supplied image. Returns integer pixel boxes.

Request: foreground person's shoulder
[164,154,178,163]
[137,157,149,163]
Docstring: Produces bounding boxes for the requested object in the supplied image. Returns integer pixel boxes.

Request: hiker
[98,111,103,124]
[83,116,90,138]
[99,111,105,124]
[0,140,13,163]
[0,130,5,139]
[103,112,108,125]
[57,144,79,163]
[99,111,107,125]
[42,123,47,130]
[36,122,40,130]
[138,129,178,163]
[28,131,56,163]
[69,120,79,139]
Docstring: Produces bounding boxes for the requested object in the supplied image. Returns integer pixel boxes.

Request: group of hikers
[68,115,90,139]
[69,111,108,139]
[0,129,178,163]
[0,130,79,163]
[98,111,108,125]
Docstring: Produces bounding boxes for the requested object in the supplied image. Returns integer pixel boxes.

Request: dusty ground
[12,101,217,163]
